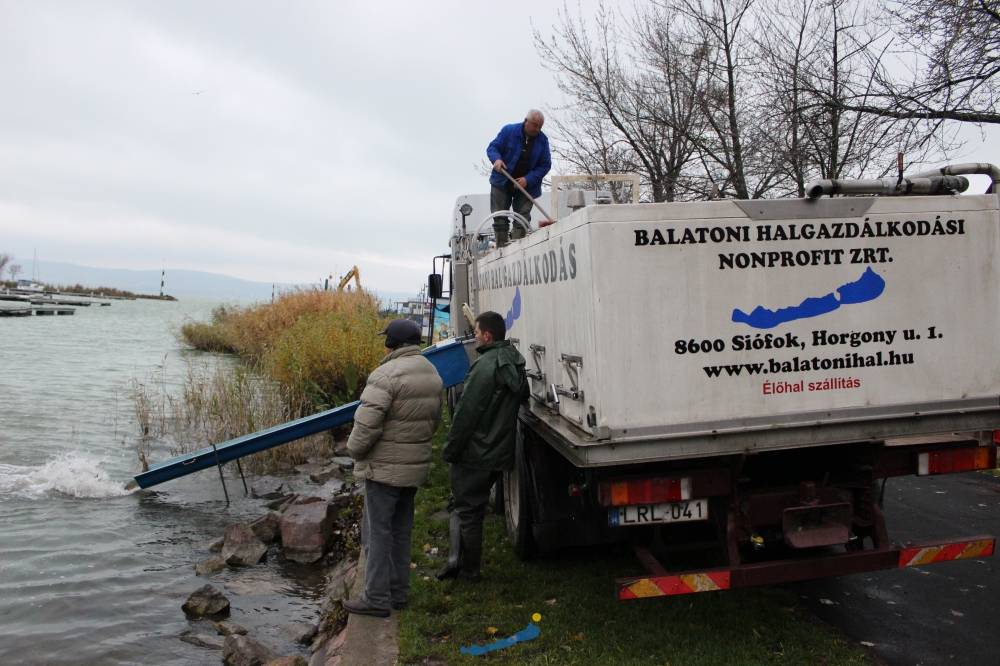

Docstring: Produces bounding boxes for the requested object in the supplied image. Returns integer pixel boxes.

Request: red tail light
[599,477,692,506]
[917,446,997,476]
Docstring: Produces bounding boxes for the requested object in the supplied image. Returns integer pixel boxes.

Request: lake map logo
[732,266,886,329]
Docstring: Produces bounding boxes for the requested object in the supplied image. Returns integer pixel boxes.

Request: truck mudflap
[617,536,995,600]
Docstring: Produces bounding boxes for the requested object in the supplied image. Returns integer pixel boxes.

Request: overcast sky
[1,1,996,293]
[0,1,601,292]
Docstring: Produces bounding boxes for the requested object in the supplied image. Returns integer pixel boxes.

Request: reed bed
[174,363,331,474]
[180,290,387,408]
[177,308,236,353]
[129,360,337,474]
[129,288,392,474]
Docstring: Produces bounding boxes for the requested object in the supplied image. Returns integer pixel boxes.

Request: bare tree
[538,0,967,202]
[9,264,22,282]
[535,3,701,201]
[631,1,713,201]
[753,0,820,195]
[661,0,767,198]
[832,0,1000,125]
[754,0,938,195]
[0,254,10,278]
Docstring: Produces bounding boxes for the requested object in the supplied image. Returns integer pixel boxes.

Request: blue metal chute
[133,337,473,489]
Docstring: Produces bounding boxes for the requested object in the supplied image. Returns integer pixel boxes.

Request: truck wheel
[503,421,536,559]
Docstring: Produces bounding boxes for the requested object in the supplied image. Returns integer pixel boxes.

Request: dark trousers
[361,480,417,608]
[450,464,497,574]
[490,184,532,238]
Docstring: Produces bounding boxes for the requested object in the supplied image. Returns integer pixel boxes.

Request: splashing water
[0,452,132,499]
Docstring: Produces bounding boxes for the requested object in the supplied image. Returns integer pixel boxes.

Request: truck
[429,165,1000,600]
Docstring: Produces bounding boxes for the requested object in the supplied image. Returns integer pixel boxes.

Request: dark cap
[380,318,422,348]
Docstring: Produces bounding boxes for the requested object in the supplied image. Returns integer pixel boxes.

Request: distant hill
[19,259,421,306]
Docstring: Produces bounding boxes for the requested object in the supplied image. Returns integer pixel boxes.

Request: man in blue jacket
[486,109,551,247]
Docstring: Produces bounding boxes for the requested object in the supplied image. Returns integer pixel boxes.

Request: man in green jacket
[438,311,528,580]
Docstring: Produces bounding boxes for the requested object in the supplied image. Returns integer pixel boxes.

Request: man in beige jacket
[343,318,443,617]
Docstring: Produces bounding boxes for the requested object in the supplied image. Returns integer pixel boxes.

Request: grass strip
[399,415,873,665]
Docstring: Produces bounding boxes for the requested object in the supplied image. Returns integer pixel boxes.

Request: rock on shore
[194,555,226,576]
[179,631,225,650]
[280,501,336,564]
[214,620,249,636]
[182,584,231,618]
[250,476,290,500]
[222,523,268,566]
[250,512,282,544]
[223,634,275,666]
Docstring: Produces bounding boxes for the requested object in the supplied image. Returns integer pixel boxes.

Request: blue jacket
[486,122,551,198]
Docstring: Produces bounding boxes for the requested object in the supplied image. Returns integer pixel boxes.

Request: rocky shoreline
[177,448,367,666]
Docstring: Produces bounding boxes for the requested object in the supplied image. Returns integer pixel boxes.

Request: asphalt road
[795,471,1000,666]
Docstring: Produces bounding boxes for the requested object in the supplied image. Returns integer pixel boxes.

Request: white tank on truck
[429,165,1000,599]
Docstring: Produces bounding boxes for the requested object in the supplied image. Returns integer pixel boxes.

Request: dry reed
[180,290,387,407]
[133,288,392,474]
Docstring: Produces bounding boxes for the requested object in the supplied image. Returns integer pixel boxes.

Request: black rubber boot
[493,222,509,248]
[435,513,463,580]
[435,563,460,580]
[342,598,390,618]
[459,527,483,581]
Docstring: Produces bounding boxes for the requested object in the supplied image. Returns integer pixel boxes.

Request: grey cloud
[0,1,594,291]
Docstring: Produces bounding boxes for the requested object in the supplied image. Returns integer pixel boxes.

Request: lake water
[0,298,323,665]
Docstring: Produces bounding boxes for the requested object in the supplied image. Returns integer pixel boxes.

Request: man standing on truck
[343,319,443,617]
[487,109,551,247]
[438,311,528,580]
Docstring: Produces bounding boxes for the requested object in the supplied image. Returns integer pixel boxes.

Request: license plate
[608,499,709,527]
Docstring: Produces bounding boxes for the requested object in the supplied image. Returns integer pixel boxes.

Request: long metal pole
[497,166,555,223]
[210,441,230,506]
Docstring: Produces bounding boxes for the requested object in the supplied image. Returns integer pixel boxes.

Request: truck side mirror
[428,273,443,299]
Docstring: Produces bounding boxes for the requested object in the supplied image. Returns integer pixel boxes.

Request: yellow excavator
[336,265,361,291]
